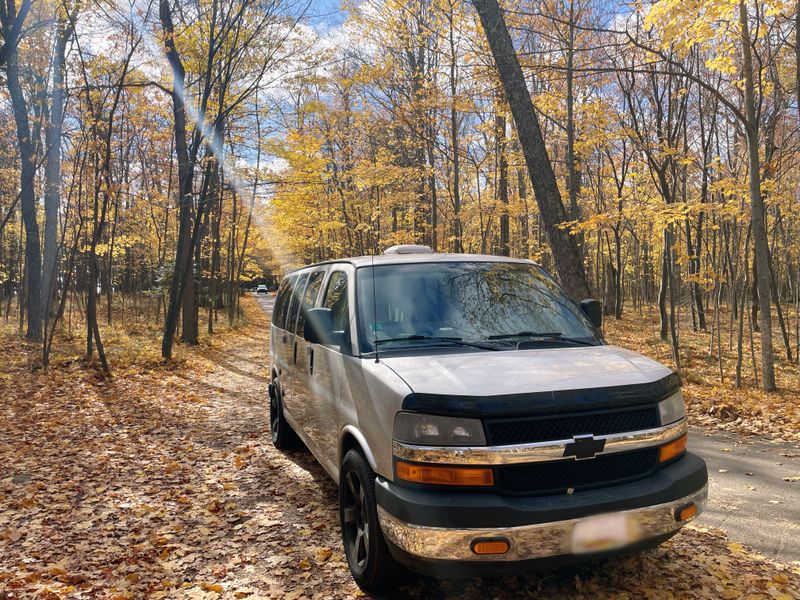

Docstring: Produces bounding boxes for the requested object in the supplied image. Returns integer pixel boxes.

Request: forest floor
[604,309,800,443]
[1,297,799,599]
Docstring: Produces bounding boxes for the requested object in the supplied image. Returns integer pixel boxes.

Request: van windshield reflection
[356,261,601,353]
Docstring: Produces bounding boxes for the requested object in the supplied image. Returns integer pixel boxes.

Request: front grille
[497,448,660,495]
[485,405,659,445]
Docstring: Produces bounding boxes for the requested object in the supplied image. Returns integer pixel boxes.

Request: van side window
[295,271,324,336]
[286,273,309,335]
[324,271,349,332]
[272,277,293,329]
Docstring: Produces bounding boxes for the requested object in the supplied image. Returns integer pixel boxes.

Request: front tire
[339,449,400,592]
[269,378,298,449]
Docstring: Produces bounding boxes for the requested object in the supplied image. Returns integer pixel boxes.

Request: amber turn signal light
[659,433,688,463]
[676,503,697,522]
[471,538,510,555]
[395,460,494,486]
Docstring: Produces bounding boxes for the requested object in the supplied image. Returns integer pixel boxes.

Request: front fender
[339,425,379,474]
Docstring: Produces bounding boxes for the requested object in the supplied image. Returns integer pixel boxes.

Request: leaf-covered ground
[1,298,799,599]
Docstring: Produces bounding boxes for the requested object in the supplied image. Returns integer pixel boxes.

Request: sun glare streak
[123,1,299,273]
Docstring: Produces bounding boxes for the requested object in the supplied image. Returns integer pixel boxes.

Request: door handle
[293,341,297,364]
[309,347,315,375]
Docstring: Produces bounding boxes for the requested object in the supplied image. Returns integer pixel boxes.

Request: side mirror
[580,299,603,330]
[304,308,335,344]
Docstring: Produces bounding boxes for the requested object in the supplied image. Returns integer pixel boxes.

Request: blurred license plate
[571,513,636,554]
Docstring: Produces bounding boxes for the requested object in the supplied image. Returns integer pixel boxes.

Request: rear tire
[269,377,298,449]
[339,449,401,592]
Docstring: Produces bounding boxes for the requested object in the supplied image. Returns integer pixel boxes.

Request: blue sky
[306,0,347,31]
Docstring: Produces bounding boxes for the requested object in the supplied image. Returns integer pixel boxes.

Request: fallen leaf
[211,564,227,578]
[316,547,333,562]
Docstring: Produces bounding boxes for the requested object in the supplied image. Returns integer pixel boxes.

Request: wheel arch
[340,426,378,474]
[269,369,279,400]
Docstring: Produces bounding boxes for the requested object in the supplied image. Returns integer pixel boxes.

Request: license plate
[571,513,639,554]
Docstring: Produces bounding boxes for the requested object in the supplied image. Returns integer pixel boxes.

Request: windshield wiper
[488,331,597,346]
[488,331,559,340]
[374,335,498,351]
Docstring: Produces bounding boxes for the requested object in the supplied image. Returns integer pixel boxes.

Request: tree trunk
[658,232,669,340]
[796,0,800,122]
[517,162,529,258]
[666,226,681,369]
[182,265,198,344]
[208,162,221,334]
[614,228,622,319]
[4,14,42,341]
[426,135,438,252]
[161,0,196,359]
[472,0,591,299]
[739,0,776,390]
[496,109,509,256]
[43,17,72,330]
[565,0,582,253]
[450,101,462,253]
[447,7,462,253]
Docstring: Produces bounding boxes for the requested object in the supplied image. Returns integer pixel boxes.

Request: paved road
[691,429,800,564]
[255,292,275,314]
[253,293,800,565]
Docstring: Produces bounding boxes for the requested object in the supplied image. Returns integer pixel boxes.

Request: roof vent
[383,244,434,255]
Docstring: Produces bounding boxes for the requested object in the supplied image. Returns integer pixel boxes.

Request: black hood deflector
[401,373,681,418]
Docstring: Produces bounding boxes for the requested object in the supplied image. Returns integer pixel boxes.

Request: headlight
[393,412,486,446]
[658,390,686,425]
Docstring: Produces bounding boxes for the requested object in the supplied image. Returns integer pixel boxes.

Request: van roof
[284,252,538,275]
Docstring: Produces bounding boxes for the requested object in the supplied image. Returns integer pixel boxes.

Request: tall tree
[0,0,42,341]
[472,0,591,298]
[43,3,76,336]
[738,0,775,390]
[159,0,195,359]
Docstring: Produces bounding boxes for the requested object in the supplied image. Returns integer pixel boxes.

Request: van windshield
[356,261,600,353]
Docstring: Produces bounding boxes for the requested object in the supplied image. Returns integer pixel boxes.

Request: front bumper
[376,452,707,575]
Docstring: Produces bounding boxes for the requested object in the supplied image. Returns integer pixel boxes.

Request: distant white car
[256,285,268,295]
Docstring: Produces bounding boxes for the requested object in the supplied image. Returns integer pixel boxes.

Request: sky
[305,0,348,32]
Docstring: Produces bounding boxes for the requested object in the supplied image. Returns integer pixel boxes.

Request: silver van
[268,246,708,591]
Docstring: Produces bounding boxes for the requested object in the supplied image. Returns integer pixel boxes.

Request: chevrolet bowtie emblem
[563,434,606,460]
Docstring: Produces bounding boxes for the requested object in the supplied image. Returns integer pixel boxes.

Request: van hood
[379,345,674,416]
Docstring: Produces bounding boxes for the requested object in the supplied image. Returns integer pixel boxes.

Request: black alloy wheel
[269,378,297,449]
[339,449,400,591]
[342,467,369,569]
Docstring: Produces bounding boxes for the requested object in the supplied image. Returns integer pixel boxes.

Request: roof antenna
[371,250,379,363]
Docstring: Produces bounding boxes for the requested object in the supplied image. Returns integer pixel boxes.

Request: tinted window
[324,271,349,332]
[295,271,324,336]
[286,273,309,335]
[272,276,293,329]
[356,262,599,352]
